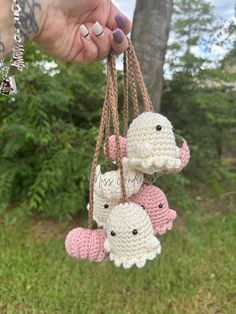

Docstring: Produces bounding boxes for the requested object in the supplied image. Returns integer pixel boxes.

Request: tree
[131,0,173,112]
[161,0,236,196]
[168,0,218,73]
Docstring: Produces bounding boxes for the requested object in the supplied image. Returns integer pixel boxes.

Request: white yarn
[87,193,118,228]
[104,202,161,269]
[123,112,182,175]
[94,165,144,201]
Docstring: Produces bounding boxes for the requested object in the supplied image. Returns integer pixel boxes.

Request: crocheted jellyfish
[130,184,177,235]
[65,228,107,262]
[104,135,127,161]
[87,193,119,227]
[122,112,182,174]
[104,202,161,269]
[94,165,144,201]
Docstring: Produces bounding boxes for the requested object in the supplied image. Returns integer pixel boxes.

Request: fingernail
[79,24,90,40]
[113,29,124,44]
[92,21,104,39]
[115,13,126,29]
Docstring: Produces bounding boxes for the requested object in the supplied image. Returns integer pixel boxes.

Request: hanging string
[88,85,110,229]
[88,40,155,228]
[123,52,129,136]
[108,53,128,204]
[127,39,154,112]
[126,47,140,118]
[88,52,128,229]
[104,88,111,160]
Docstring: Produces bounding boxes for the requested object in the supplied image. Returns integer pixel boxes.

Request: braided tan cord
[108,53,128,203]
[127,47,140,117]
[88,53,129,228]
[123,52,129,136]
[104,88,111,159]
[88,80,110,229]
[127,39,154,112]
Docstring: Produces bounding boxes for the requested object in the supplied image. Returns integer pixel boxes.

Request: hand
[34,0,132,64]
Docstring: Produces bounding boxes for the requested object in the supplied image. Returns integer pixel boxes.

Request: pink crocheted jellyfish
[65,228,107,262]
[104,135,127,161]
[130,184,177,235]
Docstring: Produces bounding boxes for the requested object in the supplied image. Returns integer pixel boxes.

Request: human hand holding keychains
[0,0,132,64]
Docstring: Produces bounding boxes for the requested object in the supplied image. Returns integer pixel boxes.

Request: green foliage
[161,0,236,210]
[162,68,236,201]
[170,0,219,72]
[0,44,106,219]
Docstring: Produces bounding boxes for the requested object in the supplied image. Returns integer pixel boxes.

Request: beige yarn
[123,112,182,175]
[94,165,144,201]
[104,202,161,269]
[87,193,119,228]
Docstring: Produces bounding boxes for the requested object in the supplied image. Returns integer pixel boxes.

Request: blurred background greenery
[0,0,235,313]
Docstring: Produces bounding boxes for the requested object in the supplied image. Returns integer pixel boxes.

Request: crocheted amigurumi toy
[104,202,161,269]
[106,135,190,173]
[130,184,177,235]
[94,165,144,201]
[87,192,119,228]
[122,112,182,175]
[65,228,107,262]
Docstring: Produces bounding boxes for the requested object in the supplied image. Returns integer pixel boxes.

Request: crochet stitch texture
[88,192,119,227]
[65,227,107,262]
[130,184,177,235]
[105,135,127,160]
[104,202,161,269]
[94,165,144,201]
[123,112,182,174]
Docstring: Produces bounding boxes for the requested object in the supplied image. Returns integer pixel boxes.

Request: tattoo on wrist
[19,0,42,42]
[0,35,5,53]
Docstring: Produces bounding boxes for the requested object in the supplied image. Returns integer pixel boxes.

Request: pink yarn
[105,135,127,161]
[180,140,190,166]
[130,184,177,235]
[65,227,108,262]
[174,140,190,173]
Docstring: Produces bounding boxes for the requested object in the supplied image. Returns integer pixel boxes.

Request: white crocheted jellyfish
[87,193,119,227]
[122,112,182,175]
[104,202,161,269]
[94,165,144,201]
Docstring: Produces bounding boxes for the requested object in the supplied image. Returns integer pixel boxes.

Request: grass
[0,201,236,313]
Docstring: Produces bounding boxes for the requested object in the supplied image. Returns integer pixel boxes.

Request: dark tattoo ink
[19,0,42,42]
[0,35,5,53]
[0,42,5,53]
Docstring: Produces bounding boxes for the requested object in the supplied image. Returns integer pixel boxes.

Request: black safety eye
[104,204,109,209]
[141,205,145,210]
[111,230,116,236]
[156,125,162,131]
[172,127,176,133]
[158,203,163,208]
[132,229,138,235]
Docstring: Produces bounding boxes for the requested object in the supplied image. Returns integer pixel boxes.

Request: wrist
[0,0,48,59]
[19,0,49,43]
[0,0,14,59]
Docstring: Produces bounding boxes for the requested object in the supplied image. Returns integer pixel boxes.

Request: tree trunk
[131,0,173,112]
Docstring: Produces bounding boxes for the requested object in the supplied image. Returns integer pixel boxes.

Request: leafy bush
[0,44,106,219]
